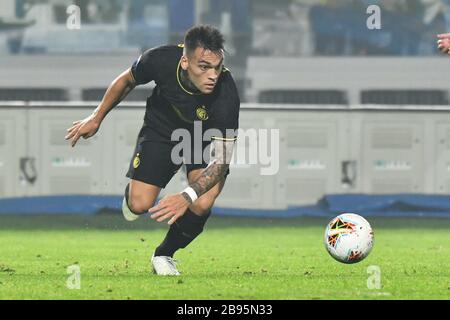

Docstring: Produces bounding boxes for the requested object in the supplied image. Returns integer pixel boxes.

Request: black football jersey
[130,45,240,144]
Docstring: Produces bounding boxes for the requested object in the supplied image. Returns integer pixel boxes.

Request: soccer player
[65,25,240,276]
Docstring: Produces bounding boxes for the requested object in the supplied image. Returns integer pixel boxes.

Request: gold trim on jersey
[129,68,136,84]
[171,104,194,124]
[176,60,202,96]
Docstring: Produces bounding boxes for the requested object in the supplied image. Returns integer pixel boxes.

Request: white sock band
[182,187,198,203]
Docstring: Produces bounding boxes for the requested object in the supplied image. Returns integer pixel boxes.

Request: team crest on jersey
[196,106,208,120]
[133,153,140,169]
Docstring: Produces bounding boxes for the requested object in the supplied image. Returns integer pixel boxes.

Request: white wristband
[182,187,198,203]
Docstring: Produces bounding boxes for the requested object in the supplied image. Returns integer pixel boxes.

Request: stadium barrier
[1,102,450,216]
[2,194,450,218]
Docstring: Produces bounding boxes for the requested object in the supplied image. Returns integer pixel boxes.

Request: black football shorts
[126,125,228,188]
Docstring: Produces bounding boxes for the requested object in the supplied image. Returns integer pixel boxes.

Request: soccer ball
[324,213,374,264]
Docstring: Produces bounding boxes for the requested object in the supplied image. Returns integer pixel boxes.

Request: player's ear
[180,55,189,71]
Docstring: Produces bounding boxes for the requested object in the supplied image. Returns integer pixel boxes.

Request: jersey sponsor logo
[196,106,208,121]
[133,153,141,169]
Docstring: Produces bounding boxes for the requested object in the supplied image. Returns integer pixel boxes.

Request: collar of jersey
[176,60,203,96]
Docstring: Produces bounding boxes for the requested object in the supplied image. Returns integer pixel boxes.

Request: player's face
[182,47,224,94]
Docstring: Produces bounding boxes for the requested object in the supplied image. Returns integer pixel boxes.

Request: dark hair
[184,25,225,56]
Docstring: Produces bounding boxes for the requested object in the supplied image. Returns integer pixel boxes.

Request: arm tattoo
[190,139,235,198]
[190,162,228,197]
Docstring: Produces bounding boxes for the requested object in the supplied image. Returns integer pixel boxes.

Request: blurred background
[2,0,450,218]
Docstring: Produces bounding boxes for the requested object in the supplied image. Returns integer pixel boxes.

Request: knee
[128,193,153,214]
[125,181,160,214]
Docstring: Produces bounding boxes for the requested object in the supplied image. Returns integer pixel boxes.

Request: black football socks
[154,208,211,257]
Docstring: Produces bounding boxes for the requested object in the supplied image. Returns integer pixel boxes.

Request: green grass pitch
[0,214,449,300]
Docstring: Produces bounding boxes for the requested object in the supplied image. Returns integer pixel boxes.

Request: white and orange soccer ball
[324,213,374,264]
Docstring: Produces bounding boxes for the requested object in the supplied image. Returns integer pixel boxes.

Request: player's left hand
[437,33,450,54]
[148,194,190,225]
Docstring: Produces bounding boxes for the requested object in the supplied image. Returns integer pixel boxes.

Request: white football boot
[122,198,140,221]
[151,255,181,276]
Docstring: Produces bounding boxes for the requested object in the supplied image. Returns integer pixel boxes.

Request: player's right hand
[437,33,450,54]
[65,114,100,147]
